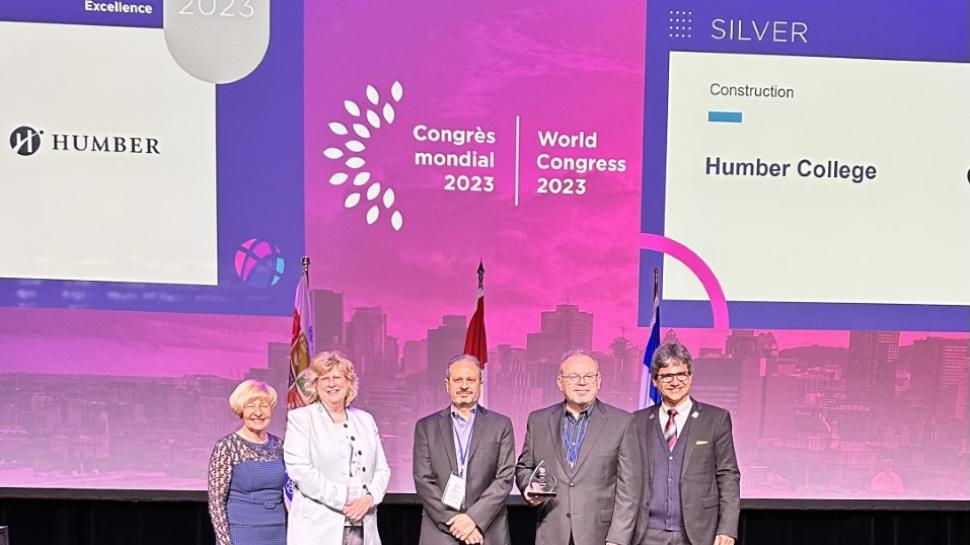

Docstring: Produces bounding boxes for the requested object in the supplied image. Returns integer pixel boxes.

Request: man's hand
[713,534,735,545]
[342,494,374,522]
[446,513,478,542]
[463,528,483,544]
[523,482,549,506]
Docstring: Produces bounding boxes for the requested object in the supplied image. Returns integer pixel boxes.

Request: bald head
[445,354,483,380]
[559,351,598,374]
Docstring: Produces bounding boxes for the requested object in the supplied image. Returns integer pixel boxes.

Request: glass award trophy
[526,459,557,498]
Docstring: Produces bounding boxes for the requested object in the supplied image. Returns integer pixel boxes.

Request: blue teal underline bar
[708,111,742,123]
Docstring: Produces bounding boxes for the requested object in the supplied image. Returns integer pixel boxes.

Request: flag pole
[477,260,487,406]
[477,259,485,292]
[288,256,315,410]
[638,267,661,408]
[285,256,314,508]
[462,259,488,406]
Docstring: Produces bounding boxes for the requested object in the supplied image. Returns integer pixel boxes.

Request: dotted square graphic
[668,9,693,39]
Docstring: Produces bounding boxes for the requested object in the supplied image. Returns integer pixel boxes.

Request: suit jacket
[622,399,741,545]
[515,400,635,545]
[413,405,516,545]
[284,405,391,545]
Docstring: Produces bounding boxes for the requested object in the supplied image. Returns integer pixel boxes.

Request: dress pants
[643,528,690,545]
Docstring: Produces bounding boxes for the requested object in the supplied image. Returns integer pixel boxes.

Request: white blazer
[284,405,390,545]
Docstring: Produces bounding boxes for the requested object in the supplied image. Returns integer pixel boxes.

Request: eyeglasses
[559,373,599,384]
[316,375,347,385]
[244,402,272,411]
[656,371,691,383]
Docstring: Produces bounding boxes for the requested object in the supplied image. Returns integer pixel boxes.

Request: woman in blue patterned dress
[207,379,286,545]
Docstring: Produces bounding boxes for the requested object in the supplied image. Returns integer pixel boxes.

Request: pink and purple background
[0,0,966,500]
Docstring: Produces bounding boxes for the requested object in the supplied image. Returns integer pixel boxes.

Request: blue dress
[207,433,286,545]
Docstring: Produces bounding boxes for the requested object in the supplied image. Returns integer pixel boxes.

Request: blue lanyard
[562,412,589,467]
[452,413,475,477]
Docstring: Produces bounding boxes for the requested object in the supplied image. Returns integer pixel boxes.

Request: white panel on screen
[662,256,707,301]
[664,52,970,305]
[0,22,217,285]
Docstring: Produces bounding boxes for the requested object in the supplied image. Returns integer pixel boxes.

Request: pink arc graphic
[640,233,729,329]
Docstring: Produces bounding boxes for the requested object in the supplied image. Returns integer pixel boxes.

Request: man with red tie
[619,342,741,545]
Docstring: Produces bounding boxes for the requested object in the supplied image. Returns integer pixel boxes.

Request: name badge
[441,472,466,510]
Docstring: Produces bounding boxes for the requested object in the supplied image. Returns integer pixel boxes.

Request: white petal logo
[324,81,404,231]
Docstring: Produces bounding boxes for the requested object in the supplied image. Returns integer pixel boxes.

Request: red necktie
[664,408,678,450]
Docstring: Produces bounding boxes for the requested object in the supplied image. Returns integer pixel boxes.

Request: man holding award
[413,355,516,545]
[515,350,637,545]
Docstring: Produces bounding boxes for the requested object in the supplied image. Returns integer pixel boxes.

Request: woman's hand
[342,493,374,522]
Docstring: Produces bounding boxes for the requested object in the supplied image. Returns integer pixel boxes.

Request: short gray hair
[649,342,693,378]
[445,354,483,379]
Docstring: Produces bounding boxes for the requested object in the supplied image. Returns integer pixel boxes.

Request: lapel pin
[648,413,655,420]
[691,411,699,419]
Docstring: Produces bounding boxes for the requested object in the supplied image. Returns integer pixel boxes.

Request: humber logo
[7,124,161,156]
[10,126,42,156]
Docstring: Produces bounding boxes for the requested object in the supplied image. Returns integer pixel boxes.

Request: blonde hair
[305,351,359,406]
[228,379,278,417]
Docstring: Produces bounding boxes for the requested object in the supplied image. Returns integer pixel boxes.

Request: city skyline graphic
[1,285,966,500]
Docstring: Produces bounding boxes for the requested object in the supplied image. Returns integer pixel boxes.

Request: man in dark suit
[515,350,637,545]
[620,341,741,545]
[413,355,516,545]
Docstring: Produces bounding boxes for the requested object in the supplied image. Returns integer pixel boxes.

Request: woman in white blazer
[284,351,391,545]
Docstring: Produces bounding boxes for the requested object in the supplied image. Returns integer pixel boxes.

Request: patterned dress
[207,432,286,545]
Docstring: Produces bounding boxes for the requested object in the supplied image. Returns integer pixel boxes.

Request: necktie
[664,408,678,450]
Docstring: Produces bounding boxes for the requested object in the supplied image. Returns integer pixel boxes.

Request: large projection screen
[0,0,966,503]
